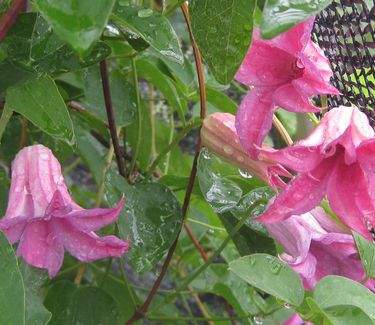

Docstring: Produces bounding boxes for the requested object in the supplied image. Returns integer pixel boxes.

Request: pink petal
[283,313,313,325]
[16,220,64,278]
[270,17,316,54]
[0,216,29,244]
[272,83,320,113]
[267,215,312,264]
[294,55,340,97]
[235,38,297,87]
[4,145,73,220]
[54,219,129,263]
[63,196,125,232]
[327,160,372,240]
[258,158,335,224]
[235,88,276,158]
[259,145,323,173]
[304,40,333,82]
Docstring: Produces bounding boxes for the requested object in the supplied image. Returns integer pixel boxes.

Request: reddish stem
[99,60,127,179]
[0,0,27,44]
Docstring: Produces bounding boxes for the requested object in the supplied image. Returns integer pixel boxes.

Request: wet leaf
[105,170,182,273]
[4,14,111,76]
[229,254,305,306]
[112,4,183,64]
[353,232,375,279]
[313,276,375,319]
[0,232,25,325]
[6,75,75,146]
[260,0,332,38]
[35,0,116,55]
[44,281,121,325]
[189,0,255,84]
[19,261,51,325]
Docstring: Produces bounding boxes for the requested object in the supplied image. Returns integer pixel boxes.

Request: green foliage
[189,0,255,84]
[0,232,25,325]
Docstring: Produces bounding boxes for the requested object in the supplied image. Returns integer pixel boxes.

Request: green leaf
[353,232,375,279]
[83,66,137,127]
[324,305,374,325]
[35,0,116,55]
[4,14,111,77]
[136,58,187,123]
[189,0,255,84]
[19,261,51,325]
[229,254,305,306]
[191,264,260,322]
[112,4,183,64]
[206,87,237,114]
[105,171,182,273]
[0,166,9,216]
[6,76,75,146]
[0,232,25,325]
[313,275,375,319]
[44,281,121,325]
[260,0,332,38]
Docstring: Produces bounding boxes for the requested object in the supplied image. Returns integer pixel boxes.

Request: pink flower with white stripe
[0,144,129,277]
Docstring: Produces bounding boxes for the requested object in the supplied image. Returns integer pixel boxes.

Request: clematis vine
[258,105,375,241]
[235,17,339,158]
[200,112,291,190]
[0,145,129,277]
[266,207,374,290]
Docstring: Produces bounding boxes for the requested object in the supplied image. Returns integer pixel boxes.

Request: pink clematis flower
[0,144,129,277]
[200,112,291,190]
[258,105,375,241]
[235,17,339,158]
[266,207,374,291]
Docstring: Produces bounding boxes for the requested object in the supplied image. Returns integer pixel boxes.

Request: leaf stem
[128,57,142,179]
[272,114,293,146]
[99,60,127,179]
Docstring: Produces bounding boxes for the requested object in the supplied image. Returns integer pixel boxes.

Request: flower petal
[283,313,313,325]
[63,196,125,232]
[235,88,276,158]
[259,145,323,173]
[258,158,335,224]
[235,38,296,87]
[327,160,372,240]
[54,219,129,262]
[271,17,316,54]
[16,220,64,277]
[0,216,29,244]
[272,83,320,113]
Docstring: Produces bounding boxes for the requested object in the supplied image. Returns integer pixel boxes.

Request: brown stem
[0,0,27,44]
[125,140,201,325]
[99,60,127,179]
[19,117,28,149]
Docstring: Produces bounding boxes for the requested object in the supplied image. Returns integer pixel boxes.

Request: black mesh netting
[313,0,375,124]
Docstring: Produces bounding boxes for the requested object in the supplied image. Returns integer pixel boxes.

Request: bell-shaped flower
[258,105,375,241]
[200,112,291,190]
[0,144,129,277]
[266,207,374,290]
[235,17,339,158]
[283,313,313,325]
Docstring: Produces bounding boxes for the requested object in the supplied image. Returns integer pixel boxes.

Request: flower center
[291,58,305,78]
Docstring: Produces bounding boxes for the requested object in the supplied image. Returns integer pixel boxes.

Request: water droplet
[366,219,373,231]
[253,316,263,324]
[236,156,245,163]
[238,169,253,179]
[223,145,234,155]
[208,229,215,235]
[284,303,291,309]
[40,153,49,160]
[138,8,153,18]
[202,148,212,160]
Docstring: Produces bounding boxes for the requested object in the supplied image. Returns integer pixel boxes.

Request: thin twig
[99,60,127,179]
[0,0,27,44]
[272,114,293,146]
